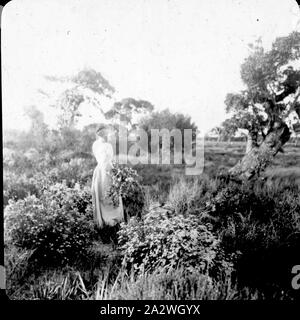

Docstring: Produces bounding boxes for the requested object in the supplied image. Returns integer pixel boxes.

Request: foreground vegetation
[4,136,300,300]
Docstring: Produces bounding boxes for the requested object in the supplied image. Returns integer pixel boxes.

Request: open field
[134,141,300,200]
[204,141,300,181]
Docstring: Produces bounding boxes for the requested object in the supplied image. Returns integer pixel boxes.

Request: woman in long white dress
[91,127,124,228]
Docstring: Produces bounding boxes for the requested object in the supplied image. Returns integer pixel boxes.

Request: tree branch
[275,85,298,102]
[288,87,300,113]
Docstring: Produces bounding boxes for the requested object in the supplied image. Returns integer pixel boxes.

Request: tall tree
[23,105,49,150]
[104,98,154,129]
[209,125,232,142]
[43,68,115,128]
[223,32,300,180]
[138,108,197,155]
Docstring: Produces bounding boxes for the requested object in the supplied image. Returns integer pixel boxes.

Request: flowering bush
[3,156,95,207]
[46,158,94,187]
[3,171,52,206]
[4,183,97,265]
[118,205,225,275]
[106,162,145,220]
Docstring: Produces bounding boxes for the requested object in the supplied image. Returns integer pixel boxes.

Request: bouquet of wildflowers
[105,161,145,219]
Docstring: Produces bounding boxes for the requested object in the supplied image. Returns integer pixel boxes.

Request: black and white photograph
[1,0,300,305]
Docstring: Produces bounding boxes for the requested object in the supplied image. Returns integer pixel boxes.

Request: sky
[2,0,300,133]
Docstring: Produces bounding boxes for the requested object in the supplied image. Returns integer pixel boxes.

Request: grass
[203,141,300,181]
[7,263,261,300]
[134,141,300,203]
[4,140,300,300]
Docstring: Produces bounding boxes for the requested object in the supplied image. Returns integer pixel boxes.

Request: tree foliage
[45,68,115,128]
[223,32,300,144]
[104,98,154,128]
[220,32,300,180]
[139,108,197,135]
[138,108,198,154]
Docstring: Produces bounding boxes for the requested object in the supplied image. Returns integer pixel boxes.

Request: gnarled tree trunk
[228,120,290,181]
[245,130,259,154]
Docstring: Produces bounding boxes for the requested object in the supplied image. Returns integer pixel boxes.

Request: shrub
[3,170,61,206]
[106,162,145,220]
[46,158,94,187]
[118,204,226,275]
[3,154,95,207]
[3,172,41,206]
[4,183,97,265]
[133,164,175,203]
[209,181,300,248]
[209,180,300,298]
[161,176,300,298]
[167,175,218,215]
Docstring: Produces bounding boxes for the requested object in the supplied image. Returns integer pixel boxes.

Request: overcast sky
[2,0,300,133]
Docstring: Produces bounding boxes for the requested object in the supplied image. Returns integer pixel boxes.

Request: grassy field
[134,141,300,202]
[205,141,300,181]
[4,140,300,300]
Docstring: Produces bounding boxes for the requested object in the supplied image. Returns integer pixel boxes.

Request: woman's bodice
[92,139,114,188]
[92,139,114,166]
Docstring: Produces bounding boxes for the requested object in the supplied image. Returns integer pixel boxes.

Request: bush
[3,154,95,206]
[106,162,145,220]
[4,183,97,265]
[162,176,300,298]
[46,157,94,187]
[209,181,300,248]
[209,180,300,298]
[3,172,42,206]
[167,175,218,215]
[3,169,65,206]
[118,204,226,275]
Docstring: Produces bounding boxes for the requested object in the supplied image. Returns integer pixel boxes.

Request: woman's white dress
[91,139,124,227]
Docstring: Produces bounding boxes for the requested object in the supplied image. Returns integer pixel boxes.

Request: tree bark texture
[228,121,290,181]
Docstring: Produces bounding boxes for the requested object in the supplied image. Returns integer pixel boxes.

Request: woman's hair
[96,124,107,138]
[96,124,114,139]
